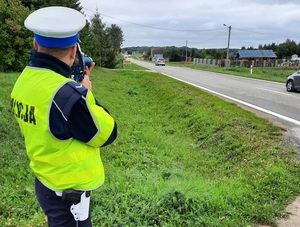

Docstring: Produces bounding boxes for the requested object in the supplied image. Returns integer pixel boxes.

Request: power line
[190,29,227,45]
[234,27,300,39]
[82,7,224,33]
[82,6,300,47]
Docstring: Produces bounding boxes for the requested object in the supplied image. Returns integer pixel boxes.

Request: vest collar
[30,51,72,78]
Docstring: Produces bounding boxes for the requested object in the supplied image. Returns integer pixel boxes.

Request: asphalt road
[130,58,300,153]
[132,59,300,122]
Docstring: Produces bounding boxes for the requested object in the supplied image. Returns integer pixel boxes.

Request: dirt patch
[277,197,300,227]
[257,196,300,227]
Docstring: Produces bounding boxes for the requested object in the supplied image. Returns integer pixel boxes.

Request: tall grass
[0,67,299,226]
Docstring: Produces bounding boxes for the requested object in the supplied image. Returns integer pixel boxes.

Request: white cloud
[79,0,300,48]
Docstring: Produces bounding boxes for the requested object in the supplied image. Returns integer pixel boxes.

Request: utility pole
[223,24,231,67]
[185,40,188,64]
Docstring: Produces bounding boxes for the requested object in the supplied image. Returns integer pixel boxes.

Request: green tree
[79,22,94,57]
[167,47,182,62]
[194,49,206,59]
[277,39,298,59]
[0,0,31,71]
[88,12,107,67]
[106,24,124,55]
[206,49,222,59]
[0,0,122,72]
[88,11,117,68]
[0,0,85,72]
[21,0,82,10]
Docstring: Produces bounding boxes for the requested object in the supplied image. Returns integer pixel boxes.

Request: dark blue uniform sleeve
[49,82,117,146]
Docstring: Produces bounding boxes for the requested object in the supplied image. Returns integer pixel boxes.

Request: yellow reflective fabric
[11,67,105,191]
[85,91,115,147]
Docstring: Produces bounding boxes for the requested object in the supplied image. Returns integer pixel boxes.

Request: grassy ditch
[0,67,300,226]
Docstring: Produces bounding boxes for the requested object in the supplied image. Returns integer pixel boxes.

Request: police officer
[11,6,117,226]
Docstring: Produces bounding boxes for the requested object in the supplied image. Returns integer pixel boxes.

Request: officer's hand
[88,62,95,72]
[80,74,92,91]
[80,62,95,91]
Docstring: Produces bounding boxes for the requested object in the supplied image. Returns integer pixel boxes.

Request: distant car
[155,58,165,66]
[286,70,300,92]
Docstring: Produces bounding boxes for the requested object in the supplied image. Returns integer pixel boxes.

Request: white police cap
[25,6,86,48]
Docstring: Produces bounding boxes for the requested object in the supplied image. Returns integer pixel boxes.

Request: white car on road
[155,58,165,66]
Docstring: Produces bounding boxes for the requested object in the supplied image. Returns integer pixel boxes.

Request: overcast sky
[79,0,300,49]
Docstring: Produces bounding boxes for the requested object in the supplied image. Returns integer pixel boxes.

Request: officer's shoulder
[60,81,87,95]
[54,81,87,104]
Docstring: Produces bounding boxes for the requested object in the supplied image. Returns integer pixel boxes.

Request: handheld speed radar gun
[71,43,93,82]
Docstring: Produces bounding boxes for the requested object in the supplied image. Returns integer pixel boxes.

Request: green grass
[0,67,300,226]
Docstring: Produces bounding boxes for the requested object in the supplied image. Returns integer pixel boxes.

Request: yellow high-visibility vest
[11,66,114,191]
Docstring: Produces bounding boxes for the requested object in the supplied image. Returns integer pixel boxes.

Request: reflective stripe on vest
[11,66,104,191]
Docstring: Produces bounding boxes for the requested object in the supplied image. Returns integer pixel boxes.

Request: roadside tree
[88,11,117,68]
[0,1,31,71]
[106,24,124,55]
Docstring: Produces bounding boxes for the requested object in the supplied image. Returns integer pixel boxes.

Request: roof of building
[235,50,277,59]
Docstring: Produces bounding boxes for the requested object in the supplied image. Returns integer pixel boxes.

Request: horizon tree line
[125,38,300,62]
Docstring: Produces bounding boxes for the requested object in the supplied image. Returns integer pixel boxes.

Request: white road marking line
[255,87,292,96]
[162,73,300,126]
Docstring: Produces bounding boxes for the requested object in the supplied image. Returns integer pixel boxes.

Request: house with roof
[150,47,164,61]
[234,50,277,60]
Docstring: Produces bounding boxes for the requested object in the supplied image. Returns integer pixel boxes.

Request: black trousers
[35,178,92,227]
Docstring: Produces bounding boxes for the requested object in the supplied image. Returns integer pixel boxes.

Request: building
[150,47,164,61]
[234,50,277,60]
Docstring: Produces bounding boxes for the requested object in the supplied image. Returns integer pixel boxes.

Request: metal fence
[193,58,300,68]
